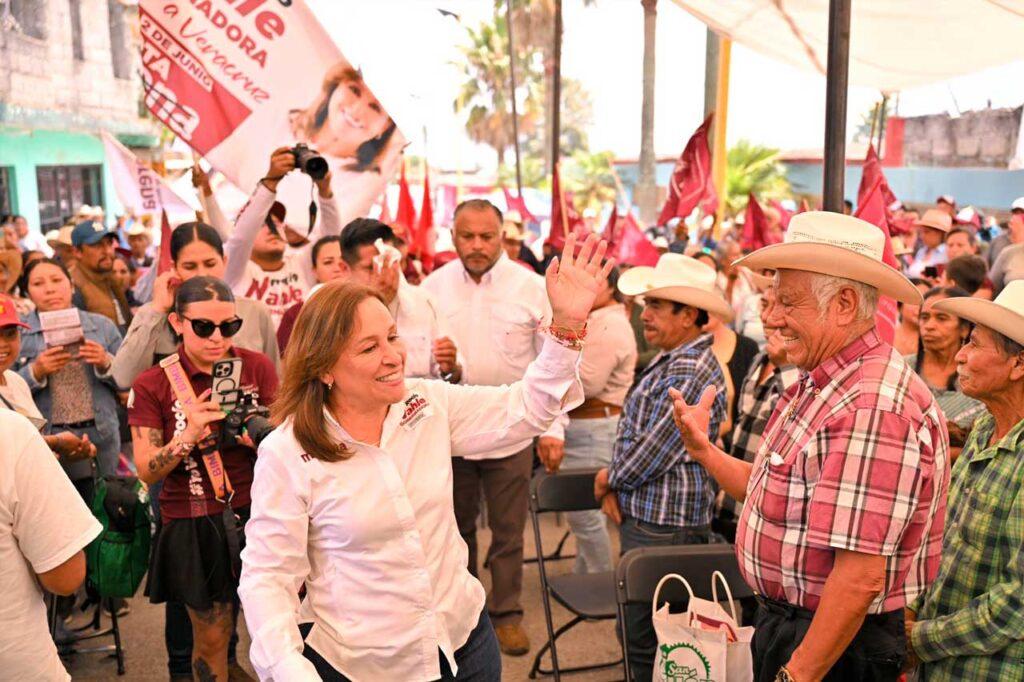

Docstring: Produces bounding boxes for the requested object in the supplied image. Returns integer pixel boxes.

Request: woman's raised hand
[545,233,615,329]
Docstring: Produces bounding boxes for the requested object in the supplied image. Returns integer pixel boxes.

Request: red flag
[393,161,417,245]
[770,199,793,229]
[741,194,771,251]
[657,113,718,225]
[378,190,393,225]
[548,164,587,249]
[857,144,898,211]
[611,211,659,267]
[415,169,435,273]
[854,178,900,344]
[158,209,173,274]
[602,204,619,245]
[502,187,537,224]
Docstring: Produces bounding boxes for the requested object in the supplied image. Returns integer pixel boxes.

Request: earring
[323,377,334,390]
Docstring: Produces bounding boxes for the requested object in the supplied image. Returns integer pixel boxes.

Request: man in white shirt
[0,409,102,681]
[421,199,563,656]
[340,218,461,380]
[14,214,54,256]
[223,148,342,327]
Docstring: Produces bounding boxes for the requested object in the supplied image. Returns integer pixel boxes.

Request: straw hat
[618,253,733,320]
[734,211,922,305]
[933,280,1024,347]
[914,209,953,233]
[501,221,525,242]
[891,236,913,257]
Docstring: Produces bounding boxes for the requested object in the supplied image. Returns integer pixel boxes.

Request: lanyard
[159,354,234,507]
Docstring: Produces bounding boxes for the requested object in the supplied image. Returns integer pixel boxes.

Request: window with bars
[36,165,104,230]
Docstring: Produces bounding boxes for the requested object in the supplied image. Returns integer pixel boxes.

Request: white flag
[100,131,199,226]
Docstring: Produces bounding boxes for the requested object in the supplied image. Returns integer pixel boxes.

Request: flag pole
[556,162,570,237]
[711,37,731,239]
[505,0,523,197]
[550,0,562,176]
[822,0,852,212]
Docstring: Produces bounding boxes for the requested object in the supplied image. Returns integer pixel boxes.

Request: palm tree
[635,0,658,223]
[725,140,791,215]
[563,149,617,214]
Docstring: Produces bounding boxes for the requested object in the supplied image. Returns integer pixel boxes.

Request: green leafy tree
[563,149,616,214]
[725,140,791,215]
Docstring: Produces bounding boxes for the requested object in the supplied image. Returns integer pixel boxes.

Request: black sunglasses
[183,316,243,339]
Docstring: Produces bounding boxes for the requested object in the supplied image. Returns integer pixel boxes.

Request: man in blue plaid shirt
[595,253,730,681]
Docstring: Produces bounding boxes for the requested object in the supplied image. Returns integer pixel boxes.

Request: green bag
[86,476,153,598]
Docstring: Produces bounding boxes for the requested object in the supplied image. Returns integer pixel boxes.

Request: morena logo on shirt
[400,393,428,429]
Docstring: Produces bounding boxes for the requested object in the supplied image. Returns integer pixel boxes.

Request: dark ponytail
[173,276,234,316]
[170,222,224,262]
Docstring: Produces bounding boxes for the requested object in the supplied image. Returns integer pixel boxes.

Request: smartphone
[211,358,243,409]
[923,265,939,279]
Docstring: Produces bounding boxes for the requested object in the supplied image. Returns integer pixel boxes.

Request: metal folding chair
[528,469,623,680]
[614,544,753,682]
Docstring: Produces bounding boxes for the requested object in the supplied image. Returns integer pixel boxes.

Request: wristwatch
[775,666,796,682]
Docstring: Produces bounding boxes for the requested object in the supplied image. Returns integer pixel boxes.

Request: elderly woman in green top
[908,286,988,460]
[905,280,1024,680]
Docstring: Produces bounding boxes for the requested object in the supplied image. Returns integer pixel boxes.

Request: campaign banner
[100,131,199,226]
[138,0,406,231]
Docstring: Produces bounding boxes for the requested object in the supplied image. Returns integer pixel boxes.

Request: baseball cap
[0,294,28,330]
[936,195,956,207]
[1011,197,1024,212]
[71,220,116,247]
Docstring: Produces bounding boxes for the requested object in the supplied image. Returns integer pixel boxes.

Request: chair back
[530,468,602,513]
[615,544,753,607]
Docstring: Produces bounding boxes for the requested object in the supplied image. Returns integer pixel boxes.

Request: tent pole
[550,0,563,177]
[822,0,851,212]
[506,0,523,197]
[711,36,731,239]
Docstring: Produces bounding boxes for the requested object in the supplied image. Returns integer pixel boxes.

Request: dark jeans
[618,516,713,682]
[300,610,501,681]
[752,596,905,681]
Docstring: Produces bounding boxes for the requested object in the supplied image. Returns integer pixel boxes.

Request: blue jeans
[562,416,618,574]
[618,516,713,682]
[301,609,501,680]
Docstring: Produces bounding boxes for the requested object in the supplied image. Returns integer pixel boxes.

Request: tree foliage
[725,140,791,215]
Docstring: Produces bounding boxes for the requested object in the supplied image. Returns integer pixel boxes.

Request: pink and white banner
[100,131,198,226]
[138,0,405,231]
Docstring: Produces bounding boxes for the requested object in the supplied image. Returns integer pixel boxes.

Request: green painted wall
[0,129,124,235]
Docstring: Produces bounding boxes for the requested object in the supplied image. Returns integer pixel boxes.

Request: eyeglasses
[183,317,243,339]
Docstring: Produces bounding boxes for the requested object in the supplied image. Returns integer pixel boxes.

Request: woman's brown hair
[271,280,385,462]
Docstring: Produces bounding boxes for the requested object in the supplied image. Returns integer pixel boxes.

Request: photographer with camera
[129,276,277,682]
[223,147,341,328]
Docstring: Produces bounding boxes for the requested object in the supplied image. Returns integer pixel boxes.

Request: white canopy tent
[670,0,1024,93]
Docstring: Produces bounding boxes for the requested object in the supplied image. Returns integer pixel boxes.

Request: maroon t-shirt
[128,346,278,520]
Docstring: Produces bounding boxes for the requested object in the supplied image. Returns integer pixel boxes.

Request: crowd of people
[1,145,1023,682]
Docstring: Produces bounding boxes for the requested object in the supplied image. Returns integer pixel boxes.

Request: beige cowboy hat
[618,253,733,320]
[933,280,1024,347]
[891,236,914,257]
[501,220,525,242]
[914,208,953,233]
[734,211,923,305]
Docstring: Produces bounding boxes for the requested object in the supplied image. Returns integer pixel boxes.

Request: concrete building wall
[900,107,1022,169]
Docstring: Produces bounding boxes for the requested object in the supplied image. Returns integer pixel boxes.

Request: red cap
[0,295,28,330]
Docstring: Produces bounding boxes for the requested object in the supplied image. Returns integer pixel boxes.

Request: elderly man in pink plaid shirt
[671,212,950,682]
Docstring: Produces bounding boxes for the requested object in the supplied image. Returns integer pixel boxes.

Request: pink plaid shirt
[735,329,950,613]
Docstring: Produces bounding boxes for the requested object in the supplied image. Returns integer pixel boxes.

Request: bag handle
[711,570,740,624]
[651,573,696,615]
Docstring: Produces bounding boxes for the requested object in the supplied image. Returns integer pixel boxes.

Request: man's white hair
[808,273,879,321]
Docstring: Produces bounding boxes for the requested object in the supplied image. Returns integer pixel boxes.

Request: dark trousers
[452,446,533,626]
[300,610,501,681]
[618,516,713,682]
[752,596,905,681]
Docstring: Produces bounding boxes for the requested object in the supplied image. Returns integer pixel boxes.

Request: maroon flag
[604,208,658,266]
[378,190,393,225]
[394,161,417,245]
[415,168,435,273]
[740,194,771,251]
[602,204,619,244]
[548,164,587,249]
[854,178,900,344]
[657,113,718,225]
[770,199,794,229]
[157,209,173,274]
[857,144,898,211]
[502,187,537,224]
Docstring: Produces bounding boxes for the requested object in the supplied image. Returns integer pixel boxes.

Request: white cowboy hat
[734,211,922,305]
[504,209,524,225]
[126,224,150,237]
[618,253,733,320]
[914,208,953,233]
[933,280,1024,347]
[501,221,525,242]
[1011,197,1024,212]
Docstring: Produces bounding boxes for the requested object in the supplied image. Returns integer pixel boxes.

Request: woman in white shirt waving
[239,234,611,681]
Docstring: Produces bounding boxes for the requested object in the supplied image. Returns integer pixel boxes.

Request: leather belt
[569,398,622,420]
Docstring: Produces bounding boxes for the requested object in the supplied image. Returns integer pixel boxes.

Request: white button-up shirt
[421,254,566,455]
[238,339,583,682]
[390,276,449,380]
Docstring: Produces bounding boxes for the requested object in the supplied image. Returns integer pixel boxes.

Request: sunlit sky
[308,0,1024,170]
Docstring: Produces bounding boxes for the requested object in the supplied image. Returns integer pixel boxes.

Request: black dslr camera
[291,143,328,180]
[219,391,274,451]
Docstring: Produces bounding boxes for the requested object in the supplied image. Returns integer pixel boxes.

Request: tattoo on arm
[132,426,182,475]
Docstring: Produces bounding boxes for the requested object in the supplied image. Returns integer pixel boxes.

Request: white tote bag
[651,571,754,682]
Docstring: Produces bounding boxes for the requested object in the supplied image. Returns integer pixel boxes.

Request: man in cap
[936,195,957,219]
[907,209,953,279]
[986,197,1024,267]
[125,223,154,270]
[70,220,132,333]
[501,210,542,273]
[904,280,1024,680]
[672,212,949,680]
[592,253,730,680]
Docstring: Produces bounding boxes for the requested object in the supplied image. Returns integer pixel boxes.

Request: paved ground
[64,514,626,681]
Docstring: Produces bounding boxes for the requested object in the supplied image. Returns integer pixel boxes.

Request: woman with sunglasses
[129,276,277,682]
[111,221,279,390]
[16,258,123,496]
